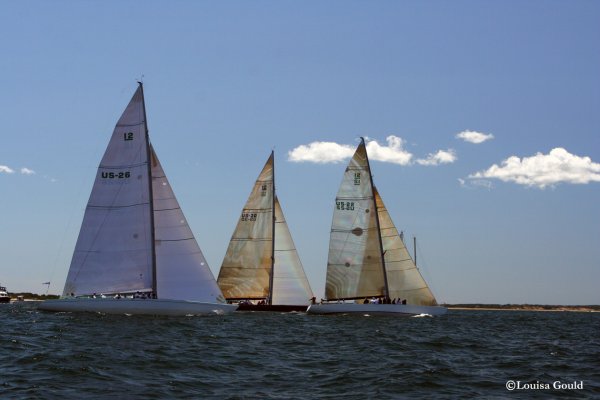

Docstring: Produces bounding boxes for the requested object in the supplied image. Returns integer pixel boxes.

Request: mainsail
[217,152,313,305]
[326,140,385,300]
[325,138,439,306]
[63,83,224,304]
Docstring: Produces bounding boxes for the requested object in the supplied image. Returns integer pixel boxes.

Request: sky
[1,1,599,305]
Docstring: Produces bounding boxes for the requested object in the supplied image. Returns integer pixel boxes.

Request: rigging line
[414,237,438,297]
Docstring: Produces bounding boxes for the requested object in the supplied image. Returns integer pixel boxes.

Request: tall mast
[139,81,157,296]
[362,137,389,299]
[414,236,417,267]
[268,150,275,305]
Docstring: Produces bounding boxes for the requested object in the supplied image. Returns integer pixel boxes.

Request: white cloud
[459,178,493,190]
[1,165,15,174]
[456,130,494,144]
[417,149,457,166]
[20,167,35,175]
[469,148,600,188]
[364,136,413,165]
[287,141,355,163]
[288,136,414,165]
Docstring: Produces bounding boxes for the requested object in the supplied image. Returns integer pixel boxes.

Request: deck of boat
[235,303,308,312]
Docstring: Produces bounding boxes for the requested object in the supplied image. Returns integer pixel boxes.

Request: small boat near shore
[39,83,236,316]
[0,285,10,303]
[307,138,446,316]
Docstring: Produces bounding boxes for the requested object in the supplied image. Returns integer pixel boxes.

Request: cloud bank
[469,148,600,188]
[456,130,494,144]
[288,136,453,167]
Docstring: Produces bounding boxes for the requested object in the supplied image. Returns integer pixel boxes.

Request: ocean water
[1,303,599,399]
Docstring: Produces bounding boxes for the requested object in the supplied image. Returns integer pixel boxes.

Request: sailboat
[217,152,314,312]
[39,83,236,316]
[307,138,447,316]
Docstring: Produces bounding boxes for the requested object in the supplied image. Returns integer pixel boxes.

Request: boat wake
[412,313,433,318]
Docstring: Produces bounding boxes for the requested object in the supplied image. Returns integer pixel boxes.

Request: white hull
[38,298,238,316]
[306,303,447,316]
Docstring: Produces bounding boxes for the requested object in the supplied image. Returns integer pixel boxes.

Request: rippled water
[1,303,599,399]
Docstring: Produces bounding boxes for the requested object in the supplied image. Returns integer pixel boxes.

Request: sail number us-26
[101,132,135,179]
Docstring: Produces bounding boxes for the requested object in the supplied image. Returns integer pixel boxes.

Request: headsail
[64,86,153,296]
[375,188,438,306]
[272,197,314,305]
[151,147,224,303]
[217,153,274,300]
[325,140,386,300]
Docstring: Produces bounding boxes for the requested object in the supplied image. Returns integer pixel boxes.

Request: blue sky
[1,1,599,304]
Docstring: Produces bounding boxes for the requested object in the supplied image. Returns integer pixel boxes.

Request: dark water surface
[1,303,599,399]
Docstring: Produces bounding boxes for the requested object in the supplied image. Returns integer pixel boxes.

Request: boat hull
[0,297,10,304]
[38,298,238,316]
[236,303,308,312]
[306,303,447,316]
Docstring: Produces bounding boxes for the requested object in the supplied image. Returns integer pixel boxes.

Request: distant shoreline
[445,304,599,312]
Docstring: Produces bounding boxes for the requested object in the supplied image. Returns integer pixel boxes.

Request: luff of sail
[64,86,153,297]
[217,154,275,300]
[375,188,438,306]
[325,141,386,300]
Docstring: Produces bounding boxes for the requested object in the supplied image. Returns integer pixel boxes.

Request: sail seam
[100,162,147,169]
[88,202,149,209]
[116,122,144,127]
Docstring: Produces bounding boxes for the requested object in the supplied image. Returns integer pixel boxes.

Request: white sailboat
[307,138,447,316]
[39,83,236,316]
[217,152,314,312]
